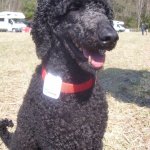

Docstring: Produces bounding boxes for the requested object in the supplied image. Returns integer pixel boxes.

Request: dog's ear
[31,1,53,59]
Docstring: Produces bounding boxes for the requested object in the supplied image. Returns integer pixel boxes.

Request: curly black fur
[0,0,118,149]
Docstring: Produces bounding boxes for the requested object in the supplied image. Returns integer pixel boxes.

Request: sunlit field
[0,32,150,150]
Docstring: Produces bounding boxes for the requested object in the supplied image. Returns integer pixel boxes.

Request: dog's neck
[42,49,96,84]
[41,66,95,95]
[43,61,94,84]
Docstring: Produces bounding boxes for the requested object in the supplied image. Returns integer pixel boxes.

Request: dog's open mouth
[71,41,106,69]
[84,49,106,69]
[69,38,108,69]
[82,49,106,69]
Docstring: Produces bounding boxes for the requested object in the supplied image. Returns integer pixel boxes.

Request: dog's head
[32,0,118,71]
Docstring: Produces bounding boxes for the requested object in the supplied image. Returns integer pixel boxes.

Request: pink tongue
[83,49,105,69]
[90,53,105,68]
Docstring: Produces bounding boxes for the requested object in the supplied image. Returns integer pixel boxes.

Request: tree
[21,0,37,19]
[137,0,144,29]
[0,0,22,11]
[0,0,150,27]
[112,0,150,29]
[0,0,36,19]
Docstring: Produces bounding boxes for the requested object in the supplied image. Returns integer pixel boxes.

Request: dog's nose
[98,25,119,49]
[101,31,118,43]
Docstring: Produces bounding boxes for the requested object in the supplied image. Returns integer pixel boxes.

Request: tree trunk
[137,0,144,30]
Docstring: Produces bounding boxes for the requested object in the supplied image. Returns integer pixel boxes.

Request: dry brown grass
[0,32,39,150]
[101,32,150,150]
[0,32,150,150]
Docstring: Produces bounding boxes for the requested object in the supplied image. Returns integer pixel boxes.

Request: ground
[0,32,150,150]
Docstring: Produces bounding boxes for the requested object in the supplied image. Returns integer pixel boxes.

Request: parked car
[113,20,126,32]
[0,11,27,32]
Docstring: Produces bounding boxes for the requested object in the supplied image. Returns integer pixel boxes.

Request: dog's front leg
[10,126,38,150]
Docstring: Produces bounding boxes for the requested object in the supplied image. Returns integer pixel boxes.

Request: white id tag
[43,73,62,99]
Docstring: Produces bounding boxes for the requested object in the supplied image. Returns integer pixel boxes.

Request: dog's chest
[35,93,107,149]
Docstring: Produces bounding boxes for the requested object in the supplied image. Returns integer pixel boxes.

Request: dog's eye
[68,2,82,11]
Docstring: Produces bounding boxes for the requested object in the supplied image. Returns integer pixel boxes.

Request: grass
[100,32,150,150]
[0,32,150,150]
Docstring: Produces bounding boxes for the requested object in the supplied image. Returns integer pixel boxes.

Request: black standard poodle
[0,0,118,149]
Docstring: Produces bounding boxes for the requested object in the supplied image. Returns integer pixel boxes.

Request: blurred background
[0,0,150,31]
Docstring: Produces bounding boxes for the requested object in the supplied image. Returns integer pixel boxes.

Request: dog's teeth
[88,56,92,64]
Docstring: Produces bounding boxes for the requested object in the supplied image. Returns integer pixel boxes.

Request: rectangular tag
[43,73,62,99]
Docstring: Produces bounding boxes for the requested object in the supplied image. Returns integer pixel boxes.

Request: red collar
[42,67,95,94]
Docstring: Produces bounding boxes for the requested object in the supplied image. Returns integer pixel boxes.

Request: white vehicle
[113,20,126,32]
[0,11,27,32]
